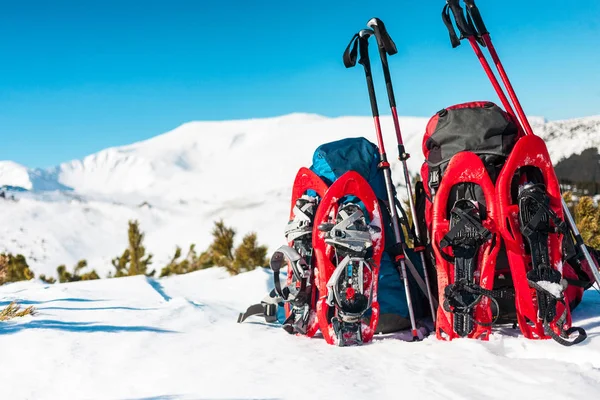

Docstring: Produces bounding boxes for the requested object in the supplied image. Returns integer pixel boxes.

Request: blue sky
[0,0,599,168]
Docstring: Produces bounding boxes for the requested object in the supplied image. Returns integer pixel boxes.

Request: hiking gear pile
[238,1,599,347]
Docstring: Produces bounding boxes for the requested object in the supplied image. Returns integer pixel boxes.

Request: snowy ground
[0,268,598,400]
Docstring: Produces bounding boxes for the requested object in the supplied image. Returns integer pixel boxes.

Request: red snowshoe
[431,151,501,340]
[279,167,328,336]
[313,171,384,346]
[238,167,327,337]
[496,135,581,343]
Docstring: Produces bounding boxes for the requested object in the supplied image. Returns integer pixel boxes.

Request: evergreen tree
[209,220,236,270]
[128,220,154,276]
[575,196,600,248]
[160,220,269,277]
[111,249,130,278]
[0,253,35,285]
[110,220,155,277]
[232,233,268,273]
[57,260,100,283]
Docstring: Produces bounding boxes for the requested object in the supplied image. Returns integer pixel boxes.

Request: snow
[2,113,599,279]
[0,268,598,399]
[0,161,32,190]
[537,280,566,298]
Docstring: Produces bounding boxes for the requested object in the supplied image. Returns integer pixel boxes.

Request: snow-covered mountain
[1,113,599,277]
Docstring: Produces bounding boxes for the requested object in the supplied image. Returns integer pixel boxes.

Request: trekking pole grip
[357,29,380,118]
[367,18,398,56]
[366,18,398,108]
[464,0,489,35]
[446,0,475,38]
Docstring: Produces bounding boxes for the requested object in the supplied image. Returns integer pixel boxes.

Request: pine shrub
[161,220,268,277]
[574,196,600,248]
[110,220,155,278]
[56,260,100,283]
[0,253,35,285]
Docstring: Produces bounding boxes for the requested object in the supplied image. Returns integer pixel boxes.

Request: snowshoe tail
[497,135,586,345]
[313,171,384,346]
[432,152,500,341]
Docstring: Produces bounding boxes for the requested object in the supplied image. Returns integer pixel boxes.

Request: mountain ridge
[3,113,600,196]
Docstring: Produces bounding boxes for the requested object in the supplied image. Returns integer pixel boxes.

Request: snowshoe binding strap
[237,289,281,324]
[527,268,587,346]
[441,199,493,337]
[326,255,375,347]
[270,246,310,302]
[440,200,492,251]
[443,279,513,335]
[285,195,318,244]
[518,184,586,346]
[269,246,313,334]
[319,204,380,257]
[238,245,313,335]
[518,184,567,239]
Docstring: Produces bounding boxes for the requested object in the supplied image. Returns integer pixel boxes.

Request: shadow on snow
[146,277,172,302]
[0,319,177,335]
[0,298,103,306]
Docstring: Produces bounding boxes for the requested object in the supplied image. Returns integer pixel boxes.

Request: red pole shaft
[483,34,535,136]
[467,37,517,121]
[372,116,387,156]
[390,107,404,146]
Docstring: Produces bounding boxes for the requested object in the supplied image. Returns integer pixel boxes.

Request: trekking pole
[343,29,421,341]
[366,17,438,323]
[443,0,600,288]
[442,0,517,121]
[462,0,534,136]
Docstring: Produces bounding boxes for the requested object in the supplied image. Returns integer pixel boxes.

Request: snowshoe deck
[313,171,384,346]
[432,152,500,341]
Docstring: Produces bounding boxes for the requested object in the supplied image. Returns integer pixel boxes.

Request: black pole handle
[464,0,489,35]
[344,29,379,118]
[367,18,397,56]
[343,33,360,68]
[446,0,476,38]
[442,5,461,48]
[358,29,374,68]
[366,18,398,108]
[357,29,379,118]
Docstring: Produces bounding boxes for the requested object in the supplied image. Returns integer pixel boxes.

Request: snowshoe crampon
[496,135,586,345]
[313,171,384,346]
[432,152,500,341]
